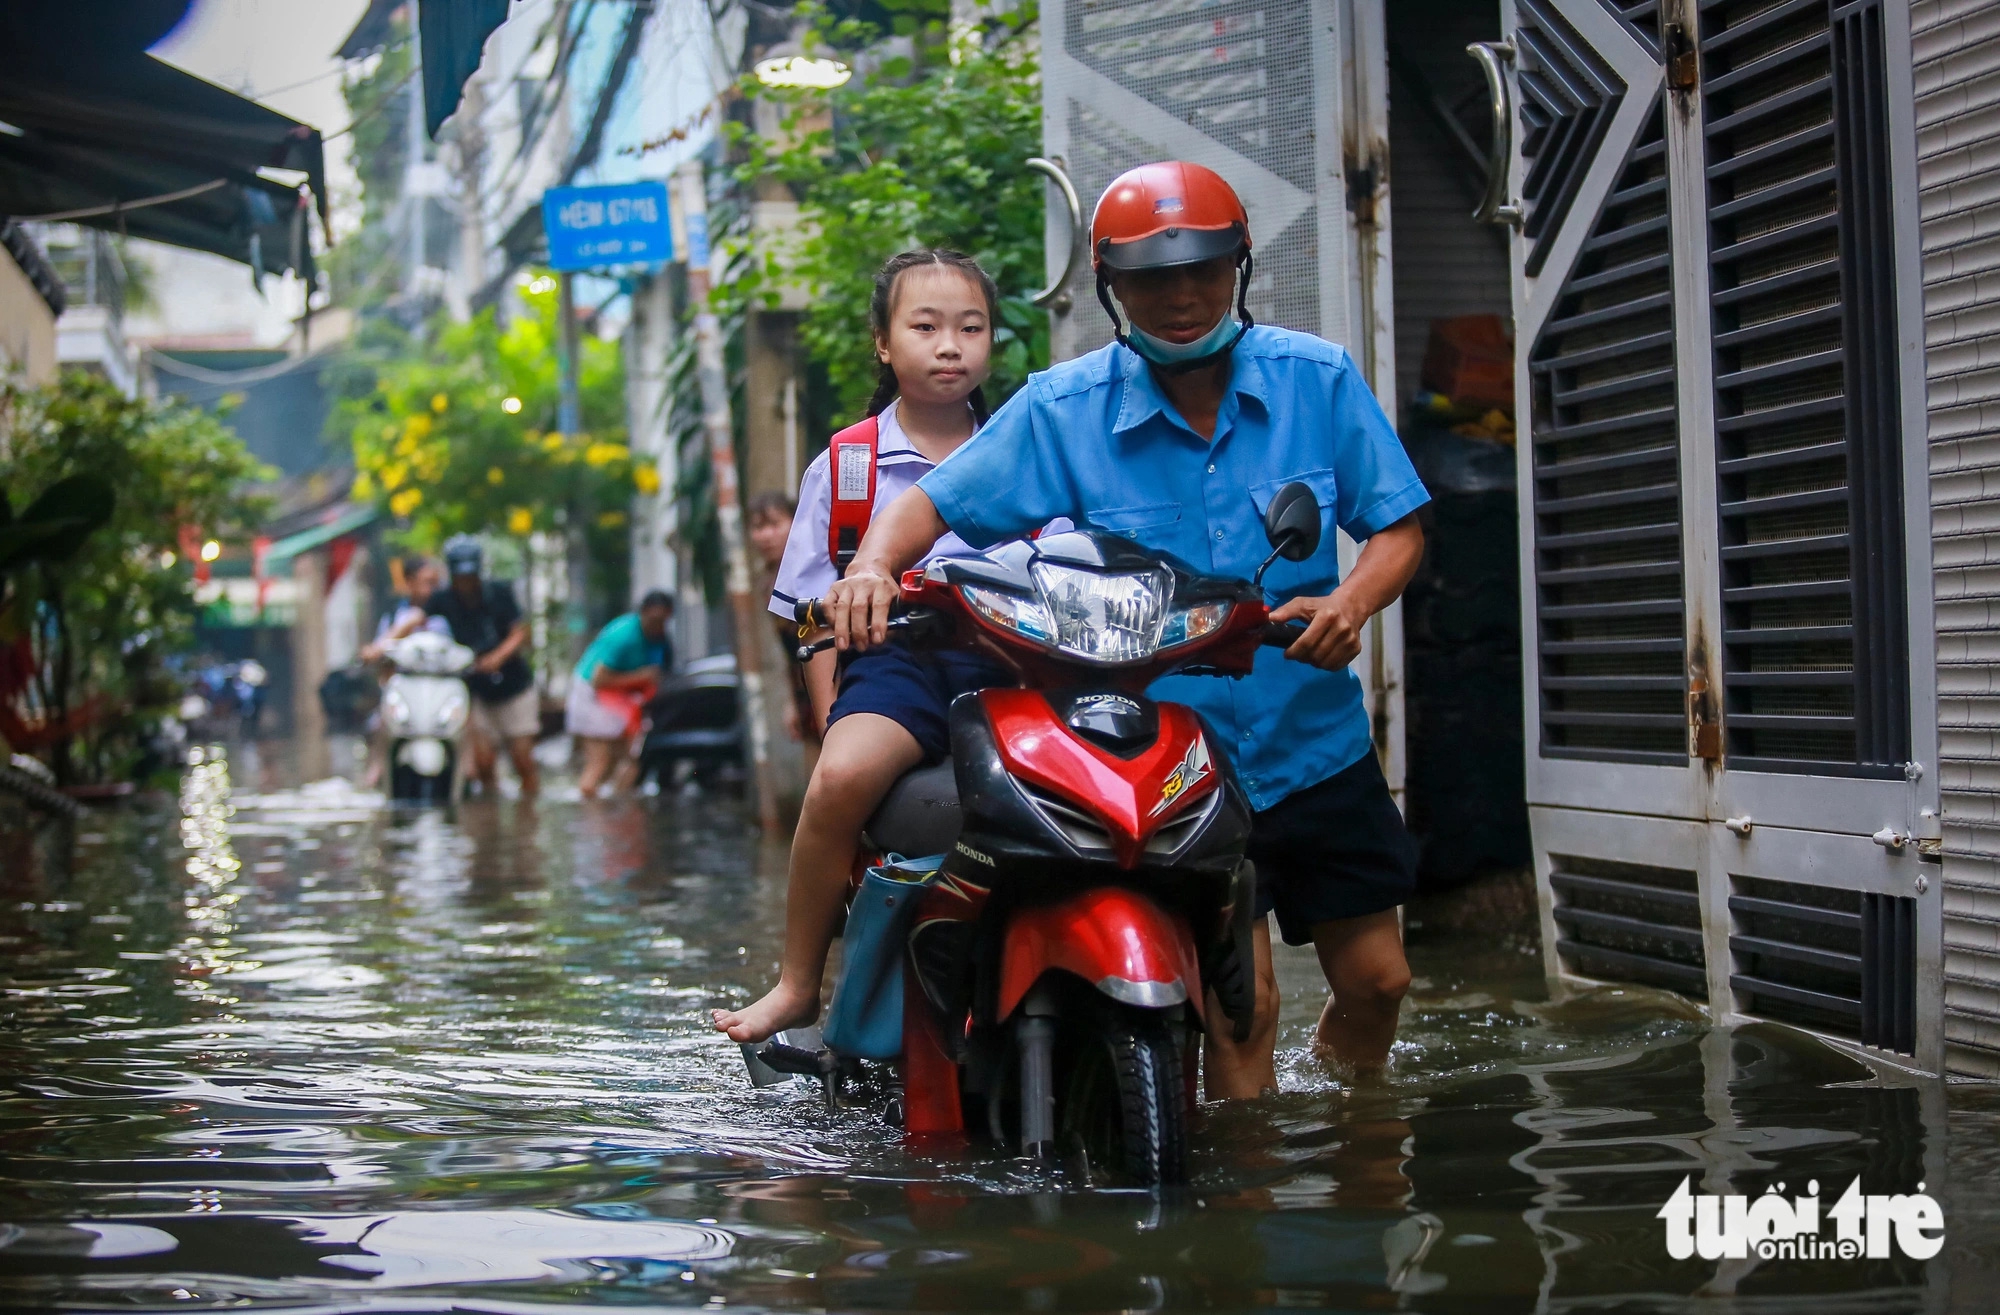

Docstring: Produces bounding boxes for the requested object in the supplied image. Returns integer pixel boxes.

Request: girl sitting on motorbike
[713,249,1012,1044]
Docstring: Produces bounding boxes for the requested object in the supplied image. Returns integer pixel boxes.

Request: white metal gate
[1492,0,1944,1071]
[1038,0,1408,787]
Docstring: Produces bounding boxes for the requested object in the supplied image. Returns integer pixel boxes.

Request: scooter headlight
[434,684,469,731]
[381,684,413,732]
[1028,563,1173,664]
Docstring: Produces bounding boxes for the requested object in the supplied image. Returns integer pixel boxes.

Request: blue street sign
[541,181,672,272]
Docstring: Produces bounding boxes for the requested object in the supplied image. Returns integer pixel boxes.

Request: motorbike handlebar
[1261,621,1310,649]
[793,599,934,663]
[793,596,915,630]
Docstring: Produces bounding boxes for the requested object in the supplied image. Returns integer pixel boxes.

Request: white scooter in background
[380,630,474,804]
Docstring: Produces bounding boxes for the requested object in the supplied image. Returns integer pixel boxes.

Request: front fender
[997,887,1202,1021]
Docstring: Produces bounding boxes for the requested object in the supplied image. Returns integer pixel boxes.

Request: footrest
[740,1026,829,1087]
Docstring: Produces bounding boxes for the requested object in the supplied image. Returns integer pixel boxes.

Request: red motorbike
[748,483,1324,1186]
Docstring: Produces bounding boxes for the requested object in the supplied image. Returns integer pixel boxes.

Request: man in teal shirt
[818,163,1429,1097]
[565,590,674,795]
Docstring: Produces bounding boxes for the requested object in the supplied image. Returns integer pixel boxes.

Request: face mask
[1126,310,1245,368]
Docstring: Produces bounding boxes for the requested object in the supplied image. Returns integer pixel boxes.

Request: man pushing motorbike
[819,162,1430,1096]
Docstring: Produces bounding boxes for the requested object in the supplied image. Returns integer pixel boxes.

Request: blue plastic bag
[822,854,942,1060]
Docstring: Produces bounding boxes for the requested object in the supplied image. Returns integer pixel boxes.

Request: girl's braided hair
[865,249,999,423]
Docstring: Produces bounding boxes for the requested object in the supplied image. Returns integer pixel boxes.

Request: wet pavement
[3,744,1999,1312]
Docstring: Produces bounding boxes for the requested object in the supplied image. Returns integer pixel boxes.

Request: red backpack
[825,415,880,571]
[820,410,1024,570]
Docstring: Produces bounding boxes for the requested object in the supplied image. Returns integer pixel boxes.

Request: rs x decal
[1150,735,1211,816]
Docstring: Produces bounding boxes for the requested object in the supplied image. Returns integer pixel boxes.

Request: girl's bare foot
[712,980,820,1044]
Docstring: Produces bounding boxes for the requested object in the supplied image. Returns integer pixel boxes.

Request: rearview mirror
[1263,482,1321,561]
[1255,481,1321,587]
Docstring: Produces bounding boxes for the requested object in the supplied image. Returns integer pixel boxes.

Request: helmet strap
[1097,249,1256,376]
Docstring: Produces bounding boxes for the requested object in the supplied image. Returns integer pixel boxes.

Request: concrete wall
[0,244,58,384]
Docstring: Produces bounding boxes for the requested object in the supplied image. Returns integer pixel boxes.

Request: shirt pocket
[1246,469,1340,592]
[1247,468,1338,519]
[1087,501,1183,539]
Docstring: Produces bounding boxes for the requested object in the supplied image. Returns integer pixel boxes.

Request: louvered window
[1596,0,1663,58]
[1551,854,1707,995]
[1516,0,1628,276]
[1729,876,1915,1053]
[1700,0,1909,774]
[1530,105,1688,763]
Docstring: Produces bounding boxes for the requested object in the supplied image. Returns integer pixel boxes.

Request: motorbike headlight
[1159,601,1231,648]
[964,585,1056,644]
[1028,563,1172,664]
[382,685,413,730]
[436,686,468,727]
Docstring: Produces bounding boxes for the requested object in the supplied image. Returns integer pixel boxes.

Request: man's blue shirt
[917,326,1429,811]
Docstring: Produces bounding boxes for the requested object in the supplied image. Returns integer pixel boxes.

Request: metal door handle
[1466,41,1523,228]
[1027,156,1085,314]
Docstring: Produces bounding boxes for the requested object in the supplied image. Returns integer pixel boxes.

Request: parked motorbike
[746,483,1325,1186]
[636,654,744,787]
[180,658,269,737]
[379,630,475,804]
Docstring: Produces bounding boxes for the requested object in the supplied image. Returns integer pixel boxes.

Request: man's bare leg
[713,712,922,1043]
[1309,908,1410,1072]
[508,735,540,798]
[1203,919,1280,1099]
[467,725,498,791]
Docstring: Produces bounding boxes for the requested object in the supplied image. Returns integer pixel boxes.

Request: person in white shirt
[713,250,1009,1044]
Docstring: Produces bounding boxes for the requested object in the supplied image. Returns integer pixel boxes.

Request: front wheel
[1059,1006,1188,1187]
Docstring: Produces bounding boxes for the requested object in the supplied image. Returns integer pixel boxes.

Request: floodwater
[3,746,1999,1313]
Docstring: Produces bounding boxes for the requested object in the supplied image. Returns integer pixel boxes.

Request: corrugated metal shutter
[1046,0,1330,362]
[1914,0,2000,1079]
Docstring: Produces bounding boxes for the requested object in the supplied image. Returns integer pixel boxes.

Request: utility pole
[556,271,581,437]
[403,28,426,298]
[556,268,587,660]
[678,160,782,835]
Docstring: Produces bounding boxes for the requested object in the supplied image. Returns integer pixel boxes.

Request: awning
[0,6,328,278]
[419,0,512,139]
[263,504,381,573]
[0,130,316,284]
[338,0,404,61]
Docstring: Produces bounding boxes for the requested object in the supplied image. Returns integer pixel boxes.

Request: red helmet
[1091,162,1251,272]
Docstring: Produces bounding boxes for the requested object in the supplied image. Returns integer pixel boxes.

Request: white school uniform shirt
[768,400,1066,619]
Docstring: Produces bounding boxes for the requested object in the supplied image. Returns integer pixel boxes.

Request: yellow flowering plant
[330,278,645,586]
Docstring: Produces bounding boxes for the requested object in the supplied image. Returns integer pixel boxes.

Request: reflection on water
[2,745,1996,1311]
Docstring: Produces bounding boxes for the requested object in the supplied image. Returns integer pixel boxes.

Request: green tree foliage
[0,374,270,785]
[728,5,1048,418]
[332,279,640,589]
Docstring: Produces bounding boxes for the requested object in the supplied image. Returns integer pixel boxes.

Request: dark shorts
[827,643,1009,764]
[1250,750,1418,945]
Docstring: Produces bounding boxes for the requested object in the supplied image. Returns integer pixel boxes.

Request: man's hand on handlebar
[824,567,903,652]
[1269,589,1367,670]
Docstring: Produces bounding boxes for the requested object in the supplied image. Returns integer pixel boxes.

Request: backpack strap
[826,414,880,572]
